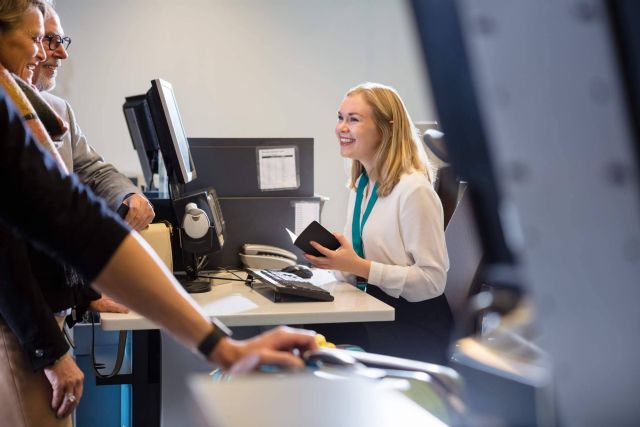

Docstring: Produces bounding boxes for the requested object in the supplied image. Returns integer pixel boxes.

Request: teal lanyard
[352,172,379,291]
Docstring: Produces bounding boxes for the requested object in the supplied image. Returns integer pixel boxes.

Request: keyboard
[247,269,334,302]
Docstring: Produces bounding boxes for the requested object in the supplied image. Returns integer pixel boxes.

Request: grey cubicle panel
[205,195,325,269]
[184,137,314,197]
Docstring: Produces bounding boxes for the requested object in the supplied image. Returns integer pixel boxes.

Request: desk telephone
[239,243,297,269]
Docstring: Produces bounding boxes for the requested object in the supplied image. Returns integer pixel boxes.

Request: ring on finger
[64,392,77,404]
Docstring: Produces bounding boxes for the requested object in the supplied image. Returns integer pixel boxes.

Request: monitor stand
[175,256,211,293]
[174,272,211,294]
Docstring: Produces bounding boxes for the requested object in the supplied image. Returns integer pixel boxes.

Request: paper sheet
[285,228,298,244]
[258,147,298,190]
[294,201,320,235]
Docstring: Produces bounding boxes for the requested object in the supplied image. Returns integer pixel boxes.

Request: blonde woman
[306,83,452,363]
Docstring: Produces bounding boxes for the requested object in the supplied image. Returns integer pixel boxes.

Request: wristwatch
[197,318,233,358]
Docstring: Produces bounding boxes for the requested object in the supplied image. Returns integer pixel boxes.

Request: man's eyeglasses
[43,34,71,50]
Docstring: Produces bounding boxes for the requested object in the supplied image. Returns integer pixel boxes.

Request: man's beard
[34,61,60,92]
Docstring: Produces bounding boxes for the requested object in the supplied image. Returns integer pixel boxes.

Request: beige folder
[139,222,173,271]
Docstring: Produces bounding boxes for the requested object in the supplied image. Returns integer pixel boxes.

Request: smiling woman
[0,0,46,82]
[307,82,452,364]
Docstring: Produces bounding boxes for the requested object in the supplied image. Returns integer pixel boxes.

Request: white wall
[53,0,435,232]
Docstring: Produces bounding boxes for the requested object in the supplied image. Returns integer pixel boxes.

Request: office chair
[443,185,483,333]
[434,165,460,230]
[420,125,460,229]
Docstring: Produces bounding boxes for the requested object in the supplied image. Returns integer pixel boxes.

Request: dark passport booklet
[294,221,340,257]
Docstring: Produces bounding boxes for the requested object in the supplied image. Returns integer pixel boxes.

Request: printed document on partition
[294,201,320,235]
[258,147,299,191]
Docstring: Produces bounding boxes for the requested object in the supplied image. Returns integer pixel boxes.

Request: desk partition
[185,137,314,197]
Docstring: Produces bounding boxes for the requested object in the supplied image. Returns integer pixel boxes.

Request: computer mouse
[281,264,313,279]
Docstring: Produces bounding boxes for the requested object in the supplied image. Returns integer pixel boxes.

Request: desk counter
[188,373,445,427]
[100,269,394,330]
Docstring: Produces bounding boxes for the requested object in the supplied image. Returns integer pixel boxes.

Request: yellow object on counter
[315,334,336,348]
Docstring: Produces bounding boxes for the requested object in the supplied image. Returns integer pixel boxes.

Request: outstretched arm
[94,232,317,368]
[0,90,317,371]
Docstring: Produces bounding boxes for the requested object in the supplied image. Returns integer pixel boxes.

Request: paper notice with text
[257,147,299,191]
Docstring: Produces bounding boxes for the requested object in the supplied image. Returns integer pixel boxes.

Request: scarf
[0,65,69,174]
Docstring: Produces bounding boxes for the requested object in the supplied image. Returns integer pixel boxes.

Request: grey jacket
[41,91,139,209]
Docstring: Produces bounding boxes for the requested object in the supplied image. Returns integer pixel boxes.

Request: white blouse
[337,171,449,302]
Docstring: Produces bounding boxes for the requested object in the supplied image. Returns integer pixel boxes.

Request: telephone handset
[239,243,297,269]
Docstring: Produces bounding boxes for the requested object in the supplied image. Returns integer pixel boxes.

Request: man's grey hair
[42,0,55,19]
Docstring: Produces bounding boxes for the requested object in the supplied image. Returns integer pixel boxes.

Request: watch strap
[197,318,233,357]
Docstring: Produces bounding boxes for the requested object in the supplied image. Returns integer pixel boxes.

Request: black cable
[219,266,246,281]
[196,266,248,282]
[196,255,209,271]
[90,314,127,379]
[196,274,246,282]
[189,266,252,290]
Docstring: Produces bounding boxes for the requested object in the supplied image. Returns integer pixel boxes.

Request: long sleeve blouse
[339,171,449,302]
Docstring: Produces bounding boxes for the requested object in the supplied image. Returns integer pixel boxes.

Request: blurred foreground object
[412,0,640,425]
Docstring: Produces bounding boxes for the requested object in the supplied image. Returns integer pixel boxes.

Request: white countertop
[100,269,394,331]
[188,373,445,427]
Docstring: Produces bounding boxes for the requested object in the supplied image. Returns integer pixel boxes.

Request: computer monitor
[145,78,196,186]
[136,78,225,292]
[122,95,160,190]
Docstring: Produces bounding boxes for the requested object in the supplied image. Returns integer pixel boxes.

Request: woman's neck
[361,162,375,181]
[360,165,377,198]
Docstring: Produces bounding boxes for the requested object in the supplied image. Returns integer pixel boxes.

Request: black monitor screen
[146,78,196,185]
[123,94,159,190]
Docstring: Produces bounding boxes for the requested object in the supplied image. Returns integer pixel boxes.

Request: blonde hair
[0,0,45,33]
[345,82,434,197]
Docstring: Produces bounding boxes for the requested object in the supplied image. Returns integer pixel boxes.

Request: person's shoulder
[39,91,65,105]
[40,91,70,113]
[393,170,439,205]
[396,170,432,191]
